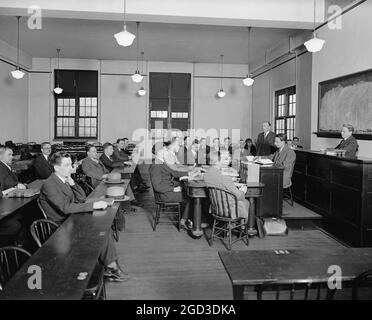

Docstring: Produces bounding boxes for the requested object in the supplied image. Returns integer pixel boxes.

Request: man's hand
[16,183,26,190]
[93,201,108,210]
[173,186,182,192]
[66,176,75,186]
[239,185,248,194]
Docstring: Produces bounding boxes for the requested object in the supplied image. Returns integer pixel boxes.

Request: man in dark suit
[39,152,128,282]
[197,138,210,165]
[113,138,149,192]
[0,146,25,245]
[256,121,276,156]
[268,134,296,188]
[292,137,303,149]
[0,146,26,196]
[81,145,109,188]
[33,142,54,179]
[335,124,359,157]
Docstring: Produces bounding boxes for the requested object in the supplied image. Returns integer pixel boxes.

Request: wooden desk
[219,248,372,300]
[0,180,44,222]
[292,149,372,246]
[184,180,264,238]
[0,180,129,300]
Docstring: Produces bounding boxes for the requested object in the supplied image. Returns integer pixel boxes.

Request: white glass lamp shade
[114,24,136,47]
[217,89,226,98]
[242,76,254,86]
[137,87,146,96]
[131,70,143,83]
[11,69,25,79]
[54,86,63,94]
[304,33,325,53]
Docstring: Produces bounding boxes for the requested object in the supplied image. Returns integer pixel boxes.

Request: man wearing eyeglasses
[33,142,54,179]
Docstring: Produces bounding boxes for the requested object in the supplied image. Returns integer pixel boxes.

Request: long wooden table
[0,179,129,300]
[219,248,372,300]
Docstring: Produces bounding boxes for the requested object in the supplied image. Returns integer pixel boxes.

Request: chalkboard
[317,69,372,140]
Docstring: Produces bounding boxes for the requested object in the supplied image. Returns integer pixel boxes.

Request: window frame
[54,69,99,140]
[274,86,296,140]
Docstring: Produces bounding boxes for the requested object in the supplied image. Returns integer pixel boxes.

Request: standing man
[33,142,54,179]
[335,124,359,157]
[256,121,276,156]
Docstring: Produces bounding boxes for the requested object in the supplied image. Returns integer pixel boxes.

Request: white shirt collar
[55,173,66,184]
[1,160,12,171]
[43,153,48,161]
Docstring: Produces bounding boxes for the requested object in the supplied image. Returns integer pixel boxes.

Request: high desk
[0,179,129,300]
[292,149,372,247]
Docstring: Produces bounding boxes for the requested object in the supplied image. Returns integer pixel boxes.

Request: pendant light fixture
[114,0,136,47]
[242,27,254,87]
[137,51,146,96]
[131,22,143,83]
[304,0,325,53]
[11,16,25,80]
[53,48,63,94]
[217,54,226,98]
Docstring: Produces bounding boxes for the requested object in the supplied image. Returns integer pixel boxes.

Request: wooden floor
[106,165,345,300]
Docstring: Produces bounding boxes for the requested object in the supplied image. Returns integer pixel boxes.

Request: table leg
[191,198,203,237]
[247,197,258,236]
[232,285,244,300]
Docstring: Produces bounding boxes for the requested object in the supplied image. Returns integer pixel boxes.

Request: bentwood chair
[152,190,182,232]
[352,269,372,300]
[207,187,249,250]
[36,198,48,219]
[0,246,31,290]
[257,280,336,300]
[29,220,106,300]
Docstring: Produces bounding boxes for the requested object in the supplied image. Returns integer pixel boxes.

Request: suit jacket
[197,146,210,165]
[33,154,54,179]
[177,146,197,165]
[256,131,276,156]
[149,163,186,203]
[245,145,257,156]
[203,167,249,219]
[81,157,109,188]
[113,147,130,162]
[270,144,296,188]
[100,153,124,172]
[335,136,359,157]
[0,161,18,197]
[39,173,94,223]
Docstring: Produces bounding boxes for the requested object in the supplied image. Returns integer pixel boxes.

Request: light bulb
[137,87,146,96]
[114,24,136,47]
[242,76,254,86]
[54,87,63,94]
[11,69,25,79]
[217,89,226,98]
[131,70,143,83]
[304,33,325,53]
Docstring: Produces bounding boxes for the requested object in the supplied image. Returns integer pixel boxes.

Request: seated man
[292,137,303,149]
[0,145,25,245]
[113,138,149,192]
[149,152,193,230]
[203,151,250,222]
[33,142,54,179]
[335,124,359,157]
[39,152,129,282]
[269,134,296,189]
[81,144,109,188]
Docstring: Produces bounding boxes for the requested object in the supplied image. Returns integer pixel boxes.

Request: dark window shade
[171,98,189,112]
[171,73,191,98]
[150,73,169,99]
[56,70,75,96]
[77,71,98,96]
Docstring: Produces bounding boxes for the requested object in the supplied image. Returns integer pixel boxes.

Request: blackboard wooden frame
[316,68,372,140]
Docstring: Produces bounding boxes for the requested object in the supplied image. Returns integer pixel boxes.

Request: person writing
[335,124,359,157]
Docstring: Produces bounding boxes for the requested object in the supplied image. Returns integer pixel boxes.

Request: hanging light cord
[313,0,316,32]
[16,16,20,68]
[141,51,144,74]
[247,27,251,75]
[220,54,224,89]
[136,22,140,71]
[56,49,60,86]
[123,0,127,25]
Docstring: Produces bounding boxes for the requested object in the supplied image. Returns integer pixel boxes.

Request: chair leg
[210,219,216,246]
[289,187,294,207]
[177,204,181,232]
[153,204,160,231]
[227,221,232,250]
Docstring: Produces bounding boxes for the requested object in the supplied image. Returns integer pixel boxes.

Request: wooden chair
[0,246,31,289]
[207,187,249,250]
[257,280,336,300]
[283,186,294,207]
[152,190,181,232]
[352,269,372,300]
[36,198,48,219]
[29,220,106,300]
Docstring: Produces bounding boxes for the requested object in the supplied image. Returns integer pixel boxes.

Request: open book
[254,158,273,165]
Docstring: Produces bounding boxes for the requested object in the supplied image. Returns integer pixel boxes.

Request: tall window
[54,70,98,139]
[149,73,191,132]
[274,86,296,140]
